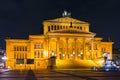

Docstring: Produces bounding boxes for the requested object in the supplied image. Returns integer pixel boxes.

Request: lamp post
[2,55,8,69]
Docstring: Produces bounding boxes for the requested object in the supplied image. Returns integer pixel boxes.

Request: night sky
[0,0,120,49]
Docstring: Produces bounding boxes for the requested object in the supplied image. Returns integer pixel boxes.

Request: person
[107,52,111,60]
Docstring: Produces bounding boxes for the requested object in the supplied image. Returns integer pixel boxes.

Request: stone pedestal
[47,56,56,69]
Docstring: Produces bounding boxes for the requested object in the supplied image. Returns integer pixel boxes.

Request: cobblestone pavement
[0,69,120,80]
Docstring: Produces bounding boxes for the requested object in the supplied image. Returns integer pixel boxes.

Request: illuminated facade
[5,12,113,70]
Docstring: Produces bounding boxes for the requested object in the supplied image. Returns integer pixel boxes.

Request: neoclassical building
[5,11,113,70]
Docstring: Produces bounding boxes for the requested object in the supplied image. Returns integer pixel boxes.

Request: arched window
[51,25,53,30]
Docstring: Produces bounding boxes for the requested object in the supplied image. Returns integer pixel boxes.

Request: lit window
[34,51,36,58]
[14,46,17,51]
[34,44,37,49]
[34,43,43,49]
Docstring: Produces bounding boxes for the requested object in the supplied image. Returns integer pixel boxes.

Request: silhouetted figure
[25,69,37,80]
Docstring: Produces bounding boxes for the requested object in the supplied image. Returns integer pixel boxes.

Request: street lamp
[2,56,8,60]
[2,55,8,69]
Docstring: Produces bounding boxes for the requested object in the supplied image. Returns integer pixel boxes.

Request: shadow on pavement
[25,70,37,80]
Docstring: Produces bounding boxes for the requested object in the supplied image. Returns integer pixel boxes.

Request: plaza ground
[0,69,120,80]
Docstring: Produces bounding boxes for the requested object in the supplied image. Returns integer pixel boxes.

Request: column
[56,38,60,59]
[66,38,68,59]
[91,38,94,59]
[83,38,85,60]
[48,38,50,57]
[74,38,77,59]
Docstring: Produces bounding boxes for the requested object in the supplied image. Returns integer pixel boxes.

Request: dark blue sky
[0,0,120,49]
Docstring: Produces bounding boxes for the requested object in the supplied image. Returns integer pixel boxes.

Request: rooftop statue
[62,10,71,17]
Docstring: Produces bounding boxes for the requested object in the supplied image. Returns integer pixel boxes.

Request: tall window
[34,51,36,58]
[34,50,43,58]
[14,46,27,59]
[51,25,53,30]
[34,43,43,49]
[25,46,27,51]
[102,48,106,52]
[14,46,17,51]
[94,44,97,50]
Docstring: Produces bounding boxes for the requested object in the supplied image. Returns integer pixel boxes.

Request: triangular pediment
[45,16,88,24]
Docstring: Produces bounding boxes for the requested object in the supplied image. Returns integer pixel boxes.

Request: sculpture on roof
[62,10,71,17]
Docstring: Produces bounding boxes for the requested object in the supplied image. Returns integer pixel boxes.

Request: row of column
[47,37,94,60]
[48,25,83,31]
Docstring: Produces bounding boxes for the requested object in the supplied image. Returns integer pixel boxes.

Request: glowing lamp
[2,56,8,60]
[70,54,73,56]
[44,50,48,57]
[78,54,81,56]
[81,52,83,54]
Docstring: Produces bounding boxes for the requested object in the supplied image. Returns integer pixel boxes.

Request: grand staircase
[56,59,100,69]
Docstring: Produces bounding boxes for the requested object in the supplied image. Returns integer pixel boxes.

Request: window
[94,44,98,50]
[39,51,43,58]
[14,46,17,51]
[17,47,19,51]
[34,50,43,58]
[34,51,36,58]
[102,48,106,52]
[54,25,56,30]
[34,43,43,49]
[25,46,27,51]
[51,25,53,30]
[20,47,22,51]
[27,59,34,64]
[16,59,24,64]
[14,46,27,51]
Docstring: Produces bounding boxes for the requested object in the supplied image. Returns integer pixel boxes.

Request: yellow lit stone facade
[5,14,114,70]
